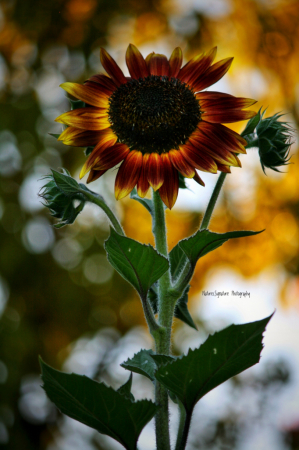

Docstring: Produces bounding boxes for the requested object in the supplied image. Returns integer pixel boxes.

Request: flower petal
[137,157,150,197]
[80,141,127,178]
[180,143,218,173]
[158,153,179,209]
[192,57,234,92]
[55,108,110,130]
[146,53,170,76]
[94,143,130,170]
[202,109,256,123]
[169,150,195,178]
[85,73,117,92]
[126,44,150,79]
[216,163,231,173]
[169,47,183,78]
[147,153,164,190]
[87,168,108,183]
[193,171,205,186]
[84,79,114,97]
[194,121,247,154]
[58,127,116,147]
[115,151,143,200]
[179,47,217,84]
[100,48,127,86]
[60,82,109,108]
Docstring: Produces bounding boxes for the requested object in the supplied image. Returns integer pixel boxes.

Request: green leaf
[85,146,94,156]
[150,354,176,367]
[51,169,79,195]
[105,228,169,299]
[40,359,157,450]
[155,314,273,414]
[178,229,263,271]
[130,188,154,215]
[117,373,135,401]
[175,286,197,330]
[121,349,156,381]
[241,108,262,138]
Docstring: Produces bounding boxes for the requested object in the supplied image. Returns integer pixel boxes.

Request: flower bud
[245,110,293,173]
[39,169,85,228]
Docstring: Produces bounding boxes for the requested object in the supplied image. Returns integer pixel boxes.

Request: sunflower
[56,44,256,209]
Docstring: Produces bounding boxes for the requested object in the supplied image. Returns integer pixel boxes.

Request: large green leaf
[178,229,263,271]
[155,314,273,414]
[105,228,169,299]
[40,359,157,450]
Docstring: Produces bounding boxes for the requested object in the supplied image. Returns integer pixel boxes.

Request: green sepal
[241,108,262,138]
[85,146,94,156]
[40,358,157,450]
[117,373,135,401]
[70,99,85,110]
[178,173,189,189]
[155,314,273,414]
[104,228,169,299]
[49,133,61,140]
[51,169,79,195]
[169,244,190,282]
[130,188,154,215]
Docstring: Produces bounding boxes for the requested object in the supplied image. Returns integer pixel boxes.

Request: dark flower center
[108,76,201,154]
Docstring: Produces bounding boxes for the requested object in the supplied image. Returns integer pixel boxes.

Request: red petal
[196,121,247,153]
[137,157,150,197]
[126,44,150,79]
[58,127,116,147]
[169,47,183,78]
[85,73,117,92]
[95,143,130,170]
[192,57,233,92]
[179,47,217,85]
[55,108,110,130]
[202,109,256,123]
[60,82,109,108]
[193,171,205,186]
[146,53,170,76]
[216,163,231,173]
[80,142,128,178]
[180,143,218,173]
[189,127,245,165]
[115,151,143,200]
[100,48,127,86]
[87,169,108,183]
[84,80,114,97]
[158,153,179,209]
[169,150,195,178]
[147,153,164,190]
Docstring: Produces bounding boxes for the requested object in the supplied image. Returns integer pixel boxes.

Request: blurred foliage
[0,0,298,448]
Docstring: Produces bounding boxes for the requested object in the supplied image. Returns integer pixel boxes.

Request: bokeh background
[0,0,299,449]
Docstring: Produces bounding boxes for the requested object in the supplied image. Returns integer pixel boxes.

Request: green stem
[200,172,227,230]
[78,187,125,236]
[175,403,187,450]
[152,190,172,450]
[175,412,192,450]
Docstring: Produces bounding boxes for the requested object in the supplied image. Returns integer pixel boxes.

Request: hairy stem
[175,412,192,450]
[175,403,187,450]
[152,190,172,450]
[78,187,125,236]
[200,172,227,230]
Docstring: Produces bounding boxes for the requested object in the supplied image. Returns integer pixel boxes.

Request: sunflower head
[55,44,257,208]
